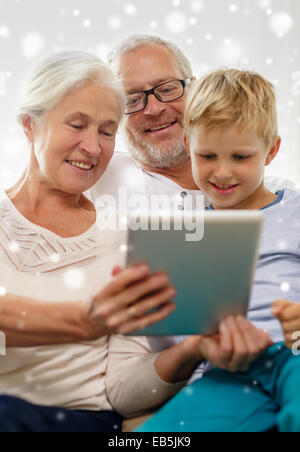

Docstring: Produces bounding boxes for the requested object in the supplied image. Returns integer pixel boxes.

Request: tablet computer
[126,210,264,335]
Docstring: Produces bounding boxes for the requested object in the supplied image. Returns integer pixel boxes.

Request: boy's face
[186,124,280,210]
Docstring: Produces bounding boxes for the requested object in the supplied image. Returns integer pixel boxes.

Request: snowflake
[184,387,194,396]
[63,268,86,290]
[21,32,45,60]
[189,0,204,13]
[0,26,11,39]
[229,4,238,13]
[51,253,61,263]
[120,244,128,253]
[83,20,91,28]
[269,12,293,37]
[9,241,19,252]
[243,386,251,395]
[265,360,274,369]
[281,282,290,293]
[258,0,273,10]
[55,411,66,422]
[165,12,188,34]
[0,286,7,296]
[123,3,138,16]
[108,16,122,30]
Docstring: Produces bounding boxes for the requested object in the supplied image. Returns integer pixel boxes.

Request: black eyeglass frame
[125,78,192,115]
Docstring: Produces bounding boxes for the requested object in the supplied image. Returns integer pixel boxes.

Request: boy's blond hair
[184,69,278,148]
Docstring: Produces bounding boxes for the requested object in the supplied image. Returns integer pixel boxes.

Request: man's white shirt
[88,151,296,208]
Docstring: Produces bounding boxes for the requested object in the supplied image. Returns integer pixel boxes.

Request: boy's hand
[183,316,273,373]
[272,300,300,349]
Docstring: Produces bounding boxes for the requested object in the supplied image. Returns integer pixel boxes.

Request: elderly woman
[0,52,176,432]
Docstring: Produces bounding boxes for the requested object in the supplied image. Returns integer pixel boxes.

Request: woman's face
[27,81,122,195]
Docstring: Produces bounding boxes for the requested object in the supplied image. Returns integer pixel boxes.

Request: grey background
[0,0,299,191]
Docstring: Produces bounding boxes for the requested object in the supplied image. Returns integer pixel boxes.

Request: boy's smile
[186,125,281,210]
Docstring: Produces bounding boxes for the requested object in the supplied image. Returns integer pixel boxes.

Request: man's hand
[182,316,273,373]
[272,300,300,349]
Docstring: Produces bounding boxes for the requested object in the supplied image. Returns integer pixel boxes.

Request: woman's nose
[80,130,101,156]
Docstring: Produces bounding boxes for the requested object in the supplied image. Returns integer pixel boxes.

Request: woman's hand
[80,264,176,339]
[182,316,273,373]
[272,300,300,349]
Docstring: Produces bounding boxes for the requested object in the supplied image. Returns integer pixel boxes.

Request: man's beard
[123,122,190,170]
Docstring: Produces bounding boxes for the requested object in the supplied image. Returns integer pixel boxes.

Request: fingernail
[138,265,149,274]
[272,307,281,316]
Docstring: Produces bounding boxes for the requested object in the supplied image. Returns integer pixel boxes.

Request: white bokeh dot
[189,0,204,13]
[63,268,86,290]
[229,4,238,13]
[269,12,293,37]
[108,16,122,30]
[0,286,7,296]
[165,12,188,34]
[21,31,45,60]
[0,25,11,39]
[123,3,137,16]
[83,19,91,28]
[281,282,290,293]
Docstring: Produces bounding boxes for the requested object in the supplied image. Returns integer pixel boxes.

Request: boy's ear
[21,115,35,144]
[184,136,191,155]
[265,136,281,166]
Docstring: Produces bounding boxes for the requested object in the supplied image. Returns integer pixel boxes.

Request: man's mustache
[136,116,183,133]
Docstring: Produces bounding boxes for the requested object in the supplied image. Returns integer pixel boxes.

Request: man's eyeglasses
[125,78,192,115]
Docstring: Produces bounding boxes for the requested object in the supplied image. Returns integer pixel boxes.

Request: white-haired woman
[0,51,176,432]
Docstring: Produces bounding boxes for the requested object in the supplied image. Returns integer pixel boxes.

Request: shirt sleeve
[105,334,187,419]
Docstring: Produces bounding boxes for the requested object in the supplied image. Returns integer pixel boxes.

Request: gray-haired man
[91,35,294,428]
[89,34,294,209]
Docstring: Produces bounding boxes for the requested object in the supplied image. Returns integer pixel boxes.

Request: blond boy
[137,69,300,432]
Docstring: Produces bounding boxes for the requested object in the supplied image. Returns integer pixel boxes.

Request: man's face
[118,44,189,169]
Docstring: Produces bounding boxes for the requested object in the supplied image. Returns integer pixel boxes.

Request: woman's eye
[70,124,84,130]
[100,130,114,137]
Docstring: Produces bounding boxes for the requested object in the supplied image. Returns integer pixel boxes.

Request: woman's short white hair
[108,34,193,79]
[18,51,126,123]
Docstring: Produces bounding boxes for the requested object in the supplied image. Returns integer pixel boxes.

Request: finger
[110,272,171,311]
[105,287,176,330]
[272,300,293,317]
[112,266,123,277]
[218,319,233,365]
[277,303,300,322]
[236,317,271,360]
[117,302,176,335]
[281,318,300,334]
[99,265,151,297]
[225,317,249,371]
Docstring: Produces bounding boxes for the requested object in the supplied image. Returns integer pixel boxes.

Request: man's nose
[80,129,101,156]
[144,94,167,116]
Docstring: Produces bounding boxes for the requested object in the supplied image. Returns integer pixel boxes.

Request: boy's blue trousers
[136,343,300,432]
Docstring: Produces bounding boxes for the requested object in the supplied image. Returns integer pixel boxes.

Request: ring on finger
[128,305,140,318]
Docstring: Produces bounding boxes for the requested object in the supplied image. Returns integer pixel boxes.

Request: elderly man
[89,34,294,209]
[96,35,293,430]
